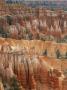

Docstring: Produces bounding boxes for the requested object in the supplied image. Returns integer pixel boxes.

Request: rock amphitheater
[0,0,66,90]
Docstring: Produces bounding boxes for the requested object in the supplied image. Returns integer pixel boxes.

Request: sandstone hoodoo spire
[0,0,9,15]
[0,0,6,8]
[50,25,54,32]
[0,1,66,90]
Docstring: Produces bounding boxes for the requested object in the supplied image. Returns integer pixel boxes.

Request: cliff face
[0,2,66,89]
[0,38,66,90]
[0,46,66,90]
[0,38,66,57]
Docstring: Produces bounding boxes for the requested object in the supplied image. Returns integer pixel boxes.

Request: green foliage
[43,49,47,56]
[10,76,20,90]
[57,35,67,43]
[65,52,67,59]
[56,50,61,59]
[23,16,29,21]
[6,15,13,25]
[0,26,8,38]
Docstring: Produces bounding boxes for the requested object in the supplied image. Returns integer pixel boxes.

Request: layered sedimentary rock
[0,2,67,40]
[0,0,10,15]
[0,49,66,90]
[0,38,66,58]
[0,38,66,90]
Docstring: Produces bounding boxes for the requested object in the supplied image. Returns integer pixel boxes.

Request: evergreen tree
[43,49,47,56]
[10,76,20,90]
[6,15,13,25]
[0,26,7,38]
[56,50,61,59]
[65,52,67,59]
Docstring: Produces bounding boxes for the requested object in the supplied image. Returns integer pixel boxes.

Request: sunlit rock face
[0,38,66,89]
[38,13,66,38]
[0,51,63,90]
[8,25,19,39]
[0,2,66,89]
[0,81,4,90]
[0,38,66,58]
[0,47,65,90]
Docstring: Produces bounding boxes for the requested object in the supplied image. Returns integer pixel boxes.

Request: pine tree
[6,15,13,25]
[65,52,67,59]
[10,76,20,90]
[43,49,47,56]
[56,50,61,59]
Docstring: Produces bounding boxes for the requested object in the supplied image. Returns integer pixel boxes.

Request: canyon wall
[0,38,66,57]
